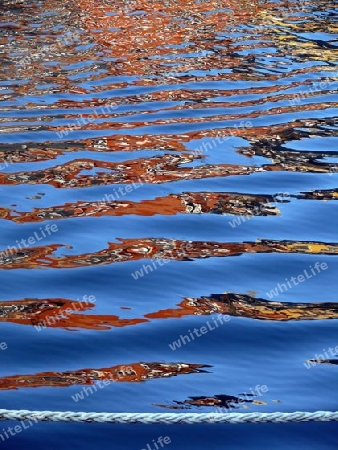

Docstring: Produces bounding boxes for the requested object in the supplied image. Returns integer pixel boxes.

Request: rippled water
[0,0,337,448]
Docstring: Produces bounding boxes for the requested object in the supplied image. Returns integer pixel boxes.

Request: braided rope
[0,410,337,424]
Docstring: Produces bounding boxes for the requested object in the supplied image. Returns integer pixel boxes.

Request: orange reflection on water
[1,239,338,269]
[0,298,146,330]
[0,191,281,223]
[1,290,337,332]
[0,362,209,390]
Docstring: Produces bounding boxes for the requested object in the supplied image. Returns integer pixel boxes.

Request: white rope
[0,410,337,424]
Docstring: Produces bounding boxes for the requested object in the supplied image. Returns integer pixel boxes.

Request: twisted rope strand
[0,410,337,424]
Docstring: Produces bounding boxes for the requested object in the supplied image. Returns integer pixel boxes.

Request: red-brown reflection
[0,191,282,223]
[1,239,338,269]
[75,0,267,77]
[146,292,338,322]
[0,154,260,188]
[0,298,146,330]
[0,362,210,390]
[3,188,337,224]
[1,290,337,332]
[0,118,335,168]
[1,150,336,188]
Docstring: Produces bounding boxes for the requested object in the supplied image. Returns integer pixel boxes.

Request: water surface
[0,0,337,448]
